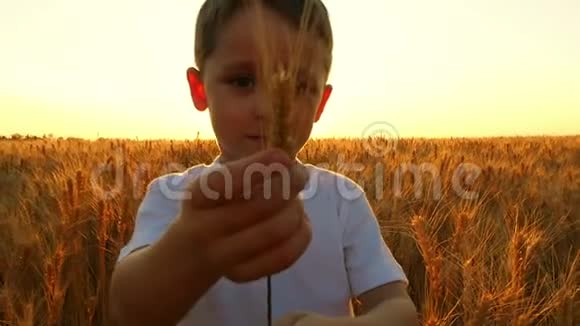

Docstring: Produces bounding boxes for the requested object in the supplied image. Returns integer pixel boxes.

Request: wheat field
[0,136,578,325]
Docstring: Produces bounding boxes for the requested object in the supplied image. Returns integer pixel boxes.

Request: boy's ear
[314,84,332,122]
[186,67,207,111]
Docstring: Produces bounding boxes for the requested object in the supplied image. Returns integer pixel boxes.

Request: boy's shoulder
[301,163,367,205]
[146,162,211,196]
[295,163,367,222]
[304,162,365,189]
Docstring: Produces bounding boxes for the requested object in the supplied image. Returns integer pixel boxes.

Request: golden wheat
[0,136,578,325]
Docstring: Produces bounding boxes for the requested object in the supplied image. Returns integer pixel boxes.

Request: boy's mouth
[246,135,267,143]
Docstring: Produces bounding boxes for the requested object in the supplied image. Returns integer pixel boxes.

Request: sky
[1,0,579,140]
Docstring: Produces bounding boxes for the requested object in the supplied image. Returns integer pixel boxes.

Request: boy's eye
[296,80,317,95]
[229,76,255,89]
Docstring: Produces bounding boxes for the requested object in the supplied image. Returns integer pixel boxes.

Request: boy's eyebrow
[221,60,255,72]
[220,60,323,81]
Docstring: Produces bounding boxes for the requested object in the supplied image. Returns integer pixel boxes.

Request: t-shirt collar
[209,153,303,167]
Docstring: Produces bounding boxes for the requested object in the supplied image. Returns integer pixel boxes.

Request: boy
[109,1,418,325]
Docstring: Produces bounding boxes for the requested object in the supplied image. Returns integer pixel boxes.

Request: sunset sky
[1,0,579,140]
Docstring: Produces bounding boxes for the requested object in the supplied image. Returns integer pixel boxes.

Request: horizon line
[2,133,578,142]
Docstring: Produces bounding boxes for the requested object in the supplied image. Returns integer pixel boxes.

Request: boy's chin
[220,139,301,162]
[243,144,299,159]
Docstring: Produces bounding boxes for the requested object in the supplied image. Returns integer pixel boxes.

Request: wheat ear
[250,2,316,326]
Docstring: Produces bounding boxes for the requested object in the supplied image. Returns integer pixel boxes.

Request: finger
[189,195,302,253]
[225,214,312,283]
[243,162,309,202]
[196,166,308,239]
[229,160,309,204]
[208,200,305,269]
[187,149,296,209]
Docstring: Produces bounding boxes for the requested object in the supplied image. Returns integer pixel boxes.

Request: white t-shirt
[117,157,408,326]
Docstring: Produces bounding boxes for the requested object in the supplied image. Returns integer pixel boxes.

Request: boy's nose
[250,89,273,122]
[251,104,271,126]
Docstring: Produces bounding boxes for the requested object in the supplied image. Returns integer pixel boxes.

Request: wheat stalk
[468,292,493,326]
[248,0,316,157]
[248,2,316,325]
[411,215,444,303]
[268,71,293,153]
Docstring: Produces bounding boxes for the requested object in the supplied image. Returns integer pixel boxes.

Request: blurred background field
[0,136,578,325]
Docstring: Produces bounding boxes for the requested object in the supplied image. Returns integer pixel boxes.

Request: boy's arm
[111,151,311,326]
[108,177,220,326]
[109,219,220,326]
[341,181,416,324]
[274,282,418,326]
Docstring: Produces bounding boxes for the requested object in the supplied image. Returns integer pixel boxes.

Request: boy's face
[187,5,332,162]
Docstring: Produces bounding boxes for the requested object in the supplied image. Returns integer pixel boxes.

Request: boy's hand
[275,297,419,326]
[274,312,365,326]
[176,148,311,283]
[274,312,410,326]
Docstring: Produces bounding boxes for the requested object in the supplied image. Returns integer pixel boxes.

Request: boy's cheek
[292,106,318,127]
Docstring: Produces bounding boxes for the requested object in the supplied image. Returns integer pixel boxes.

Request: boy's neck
[212,153,302,166]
